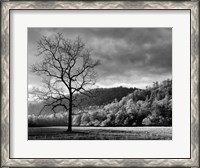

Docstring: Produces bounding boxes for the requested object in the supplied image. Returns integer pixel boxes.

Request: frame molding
[1,1,199,167]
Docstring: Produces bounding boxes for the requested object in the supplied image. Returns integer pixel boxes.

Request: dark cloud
[28,28,172,89]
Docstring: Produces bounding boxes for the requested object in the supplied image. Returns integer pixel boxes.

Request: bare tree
[30,33,100,132]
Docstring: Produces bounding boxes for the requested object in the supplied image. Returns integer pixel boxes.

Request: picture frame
[1,0,199,167]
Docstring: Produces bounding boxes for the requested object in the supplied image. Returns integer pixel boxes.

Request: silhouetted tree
[31,33,100,131]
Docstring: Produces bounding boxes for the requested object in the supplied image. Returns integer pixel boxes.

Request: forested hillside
[28,87,135,115]
[28,79,172,127]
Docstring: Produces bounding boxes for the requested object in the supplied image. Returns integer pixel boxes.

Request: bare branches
[30,33,100,118]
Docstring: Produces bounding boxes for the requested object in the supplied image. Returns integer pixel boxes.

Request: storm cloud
[28,28,172,89]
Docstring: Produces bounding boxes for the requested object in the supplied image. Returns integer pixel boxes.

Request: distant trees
[30,33,100,131]
[28,79,172,127]
[77,87,136,107]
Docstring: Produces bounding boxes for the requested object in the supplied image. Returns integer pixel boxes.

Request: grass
[28,126,172,140]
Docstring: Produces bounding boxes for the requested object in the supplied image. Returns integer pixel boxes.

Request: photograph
[1,0,198,167]
[28,28,172,140]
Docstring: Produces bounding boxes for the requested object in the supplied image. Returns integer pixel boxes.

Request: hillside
[28,79,172,127]
[28,86,136,115]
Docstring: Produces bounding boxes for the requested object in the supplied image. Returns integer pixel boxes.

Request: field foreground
[28,126,172,140]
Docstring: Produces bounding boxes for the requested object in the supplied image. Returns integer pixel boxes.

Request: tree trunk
[67,97,72,132]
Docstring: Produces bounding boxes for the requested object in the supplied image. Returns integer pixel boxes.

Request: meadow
[28,126,172,140]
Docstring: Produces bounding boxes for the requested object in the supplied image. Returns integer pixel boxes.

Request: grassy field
[28,126,172,140]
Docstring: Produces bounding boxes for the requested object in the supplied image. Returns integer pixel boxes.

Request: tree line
[28,79,172,127]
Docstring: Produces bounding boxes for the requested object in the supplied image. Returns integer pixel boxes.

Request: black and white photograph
[28,28,172,140]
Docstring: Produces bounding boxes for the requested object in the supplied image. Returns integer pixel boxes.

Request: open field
[28,126,172,140]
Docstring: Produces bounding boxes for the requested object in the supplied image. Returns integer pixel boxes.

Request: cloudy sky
[28,28,172,92]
